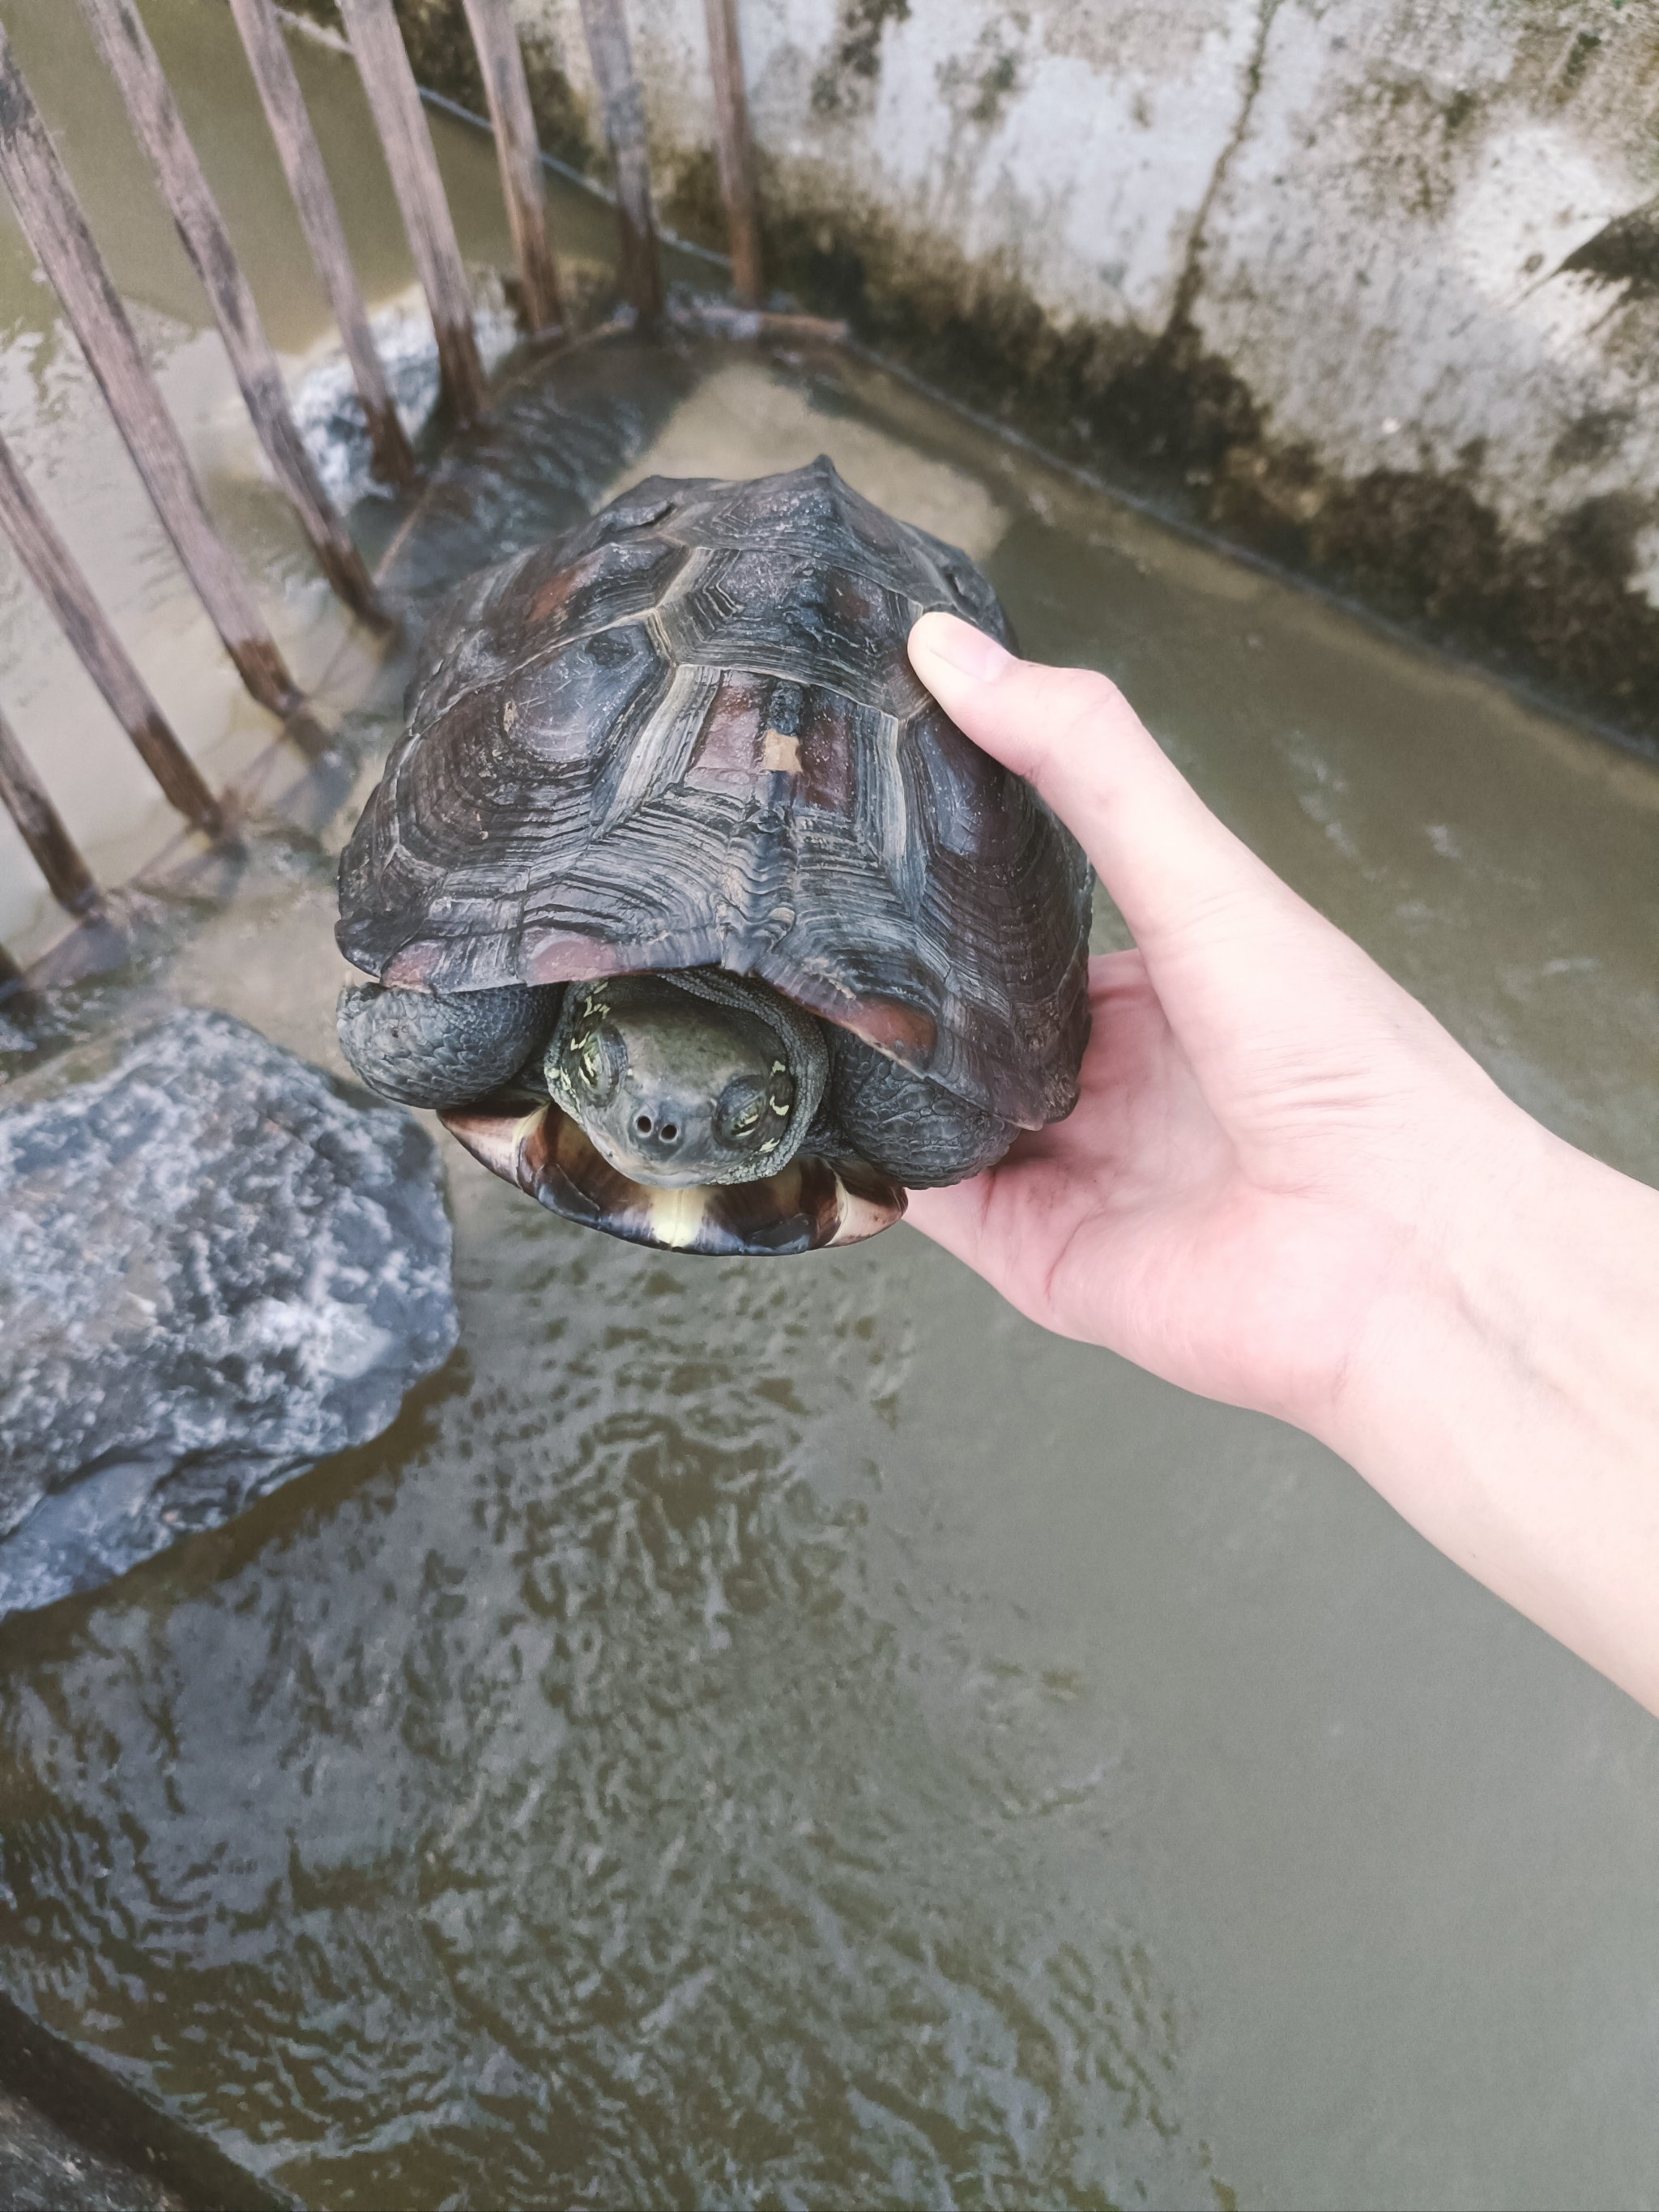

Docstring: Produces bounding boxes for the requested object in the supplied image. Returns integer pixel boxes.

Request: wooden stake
[459,0,564,336]
[0,708,103,918]
[227,0,416,489]
[0,23,300,718]
[77,0,387,630]
[0,433,224,835]
[703,0,762,307]
[337,0,488,424]
[578,0,663,324]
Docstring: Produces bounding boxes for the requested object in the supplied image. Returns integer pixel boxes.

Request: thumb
[906,609,1298,966]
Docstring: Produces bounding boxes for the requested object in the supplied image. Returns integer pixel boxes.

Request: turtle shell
[337,457,1091,1129]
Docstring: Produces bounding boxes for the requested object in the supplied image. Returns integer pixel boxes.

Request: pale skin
[905,609,1659,1718]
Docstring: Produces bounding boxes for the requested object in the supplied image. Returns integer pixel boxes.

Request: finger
[907,610,1307,966]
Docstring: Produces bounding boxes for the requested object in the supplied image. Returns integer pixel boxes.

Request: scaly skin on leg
[827,1026,1017,1187]
[337,980,562,1107]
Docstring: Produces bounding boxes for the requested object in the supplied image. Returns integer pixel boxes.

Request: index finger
[907,611,1303,961]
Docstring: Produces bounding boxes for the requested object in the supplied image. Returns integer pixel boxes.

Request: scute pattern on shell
[338,458,1091,1129]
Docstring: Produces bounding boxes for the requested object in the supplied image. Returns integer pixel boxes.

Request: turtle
[335,455,1092,1257]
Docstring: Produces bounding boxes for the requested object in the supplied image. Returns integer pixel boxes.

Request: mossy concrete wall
[287,0,1659,741]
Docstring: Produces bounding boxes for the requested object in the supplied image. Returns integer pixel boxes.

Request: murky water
[3,10,1659,2212]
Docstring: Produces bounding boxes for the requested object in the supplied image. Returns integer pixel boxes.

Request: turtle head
[546,974,816,1187]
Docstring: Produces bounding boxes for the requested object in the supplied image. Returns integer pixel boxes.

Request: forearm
[1322,1113,1659,1712]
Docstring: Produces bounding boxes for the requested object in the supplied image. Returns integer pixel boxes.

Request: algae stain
[659,143,727,259]
[1550,406,1633,470]
[970,53,1020,127]
[1562,28,1603,89]
[1561,199,1659,300]
[811,0,912,120]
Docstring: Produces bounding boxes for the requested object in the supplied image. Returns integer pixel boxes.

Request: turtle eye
[715,1076,770,1146]
[563,1022,621,1106]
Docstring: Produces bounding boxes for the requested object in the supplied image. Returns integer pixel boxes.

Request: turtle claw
[439,1091,906,1256]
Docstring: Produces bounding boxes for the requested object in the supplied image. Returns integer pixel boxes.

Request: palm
[908,953,1432,1425]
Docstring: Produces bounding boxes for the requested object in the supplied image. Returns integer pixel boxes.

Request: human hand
[904,610,1538,1440]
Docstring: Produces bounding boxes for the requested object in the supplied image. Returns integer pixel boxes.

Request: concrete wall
[288,0,1659,739]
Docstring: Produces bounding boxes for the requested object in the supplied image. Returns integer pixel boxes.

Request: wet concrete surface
[1,9,1658,2212]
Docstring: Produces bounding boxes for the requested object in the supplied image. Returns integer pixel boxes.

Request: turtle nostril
[634,1112,652,1136]
[660,1122,679,1144]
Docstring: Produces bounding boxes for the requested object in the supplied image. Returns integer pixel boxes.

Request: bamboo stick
[0,433,224,835]
[0,23,301,719]
[703,0,762,307]
[227,0,416,489]
[578,0,663,324]
[77,0,387,630]
[459,0,563,335]
[0,708,103,918]
[336,0,488,424]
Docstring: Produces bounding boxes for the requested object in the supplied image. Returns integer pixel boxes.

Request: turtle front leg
[826,1029,1017,1187]
[337,980,562,1108]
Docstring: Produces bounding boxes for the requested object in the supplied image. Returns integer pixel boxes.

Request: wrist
[1313,1106,1659,1709]
[1320,1104,1599,1468]
[1284,1092,1534,1454]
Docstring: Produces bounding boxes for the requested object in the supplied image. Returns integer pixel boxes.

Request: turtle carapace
[335,457,1092,1256]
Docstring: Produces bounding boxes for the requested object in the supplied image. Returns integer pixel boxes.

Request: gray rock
[0,2087,179,2212]
[0,1008,458,1618]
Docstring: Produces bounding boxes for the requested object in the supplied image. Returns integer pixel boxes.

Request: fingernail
[910,610,1013,684]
